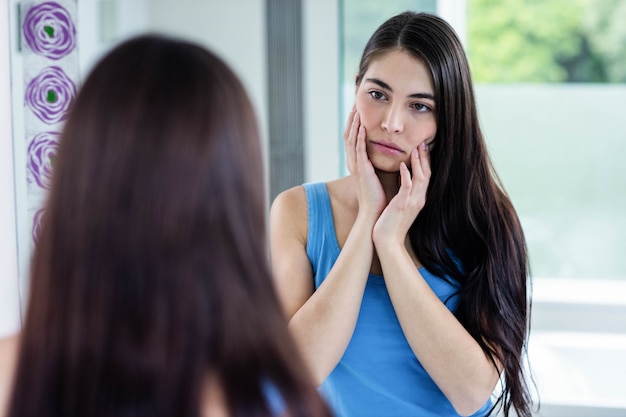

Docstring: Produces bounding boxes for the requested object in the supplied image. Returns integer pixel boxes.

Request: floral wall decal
[27,131,60,189]
[25,66,76,124]
[22,1,76,60]
[21,0,78,247]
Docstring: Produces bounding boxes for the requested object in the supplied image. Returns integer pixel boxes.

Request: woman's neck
[375,169,401,203]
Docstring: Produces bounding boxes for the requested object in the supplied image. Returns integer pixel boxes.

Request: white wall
[303,0,341,183]
[0,0,21,338]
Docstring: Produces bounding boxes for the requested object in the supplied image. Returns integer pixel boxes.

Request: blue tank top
[303,182,492,417]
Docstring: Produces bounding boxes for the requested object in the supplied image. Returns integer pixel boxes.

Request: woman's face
[355,49,437,172]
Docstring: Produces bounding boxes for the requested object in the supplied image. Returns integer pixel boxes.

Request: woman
[270,12,532,417]
[0,35,331,417]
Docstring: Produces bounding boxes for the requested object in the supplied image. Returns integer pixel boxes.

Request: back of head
[9,35,329,417]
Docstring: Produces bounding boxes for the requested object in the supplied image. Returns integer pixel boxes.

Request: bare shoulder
[0,333,20,417]
[270,185,309,243]
[271,184,307,217]
[270,180,354,238]
[271,179,351,210]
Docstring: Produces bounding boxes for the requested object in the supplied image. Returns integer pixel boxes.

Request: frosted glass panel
[476,85,626,279]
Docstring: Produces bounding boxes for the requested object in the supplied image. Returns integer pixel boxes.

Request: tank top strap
[302,182,337,267]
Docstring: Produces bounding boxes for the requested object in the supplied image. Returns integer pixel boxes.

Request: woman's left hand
[372,141,431,247]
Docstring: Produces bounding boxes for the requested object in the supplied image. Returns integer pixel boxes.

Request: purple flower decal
[27,131,60,189]
[22,2,76,60]
[25,66,76,124]
[32,208,45,245]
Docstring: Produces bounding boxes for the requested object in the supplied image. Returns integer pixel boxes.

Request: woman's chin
[370,157,407,174]
[373,166,399,175]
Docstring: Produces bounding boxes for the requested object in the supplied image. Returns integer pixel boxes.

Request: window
[467,0,626,413]
[468,0,626,280]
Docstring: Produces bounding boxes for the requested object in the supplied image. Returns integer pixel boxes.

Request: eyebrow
[365,77,435,100]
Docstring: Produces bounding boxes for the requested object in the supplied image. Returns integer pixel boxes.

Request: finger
[419,141,431,178]
[344,111,360,171]
[356,124,366,159]
[410,145,429,209]
[346,111,360,148]
[409,148,427,204]
[355,124,377,177]
[343,105,357,140]
[409,147,422,181]
[399,162,412,194]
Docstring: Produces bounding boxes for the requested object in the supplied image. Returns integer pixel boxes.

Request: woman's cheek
[355,102,374,131]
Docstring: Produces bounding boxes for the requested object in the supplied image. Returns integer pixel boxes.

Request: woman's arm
[377,244,501,416]
[269,186,376,385]
[373,144,500,416]
[269,109,385,385]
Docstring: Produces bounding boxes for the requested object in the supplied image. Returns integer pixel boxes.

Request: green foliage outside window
[468,0,626,83]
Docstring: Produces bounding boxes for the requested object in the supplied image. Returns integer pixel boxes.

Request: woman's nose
[381,106,404,134]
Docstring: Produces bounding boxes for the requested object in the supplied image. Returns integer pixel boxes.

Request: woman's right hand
[343,107,386,221]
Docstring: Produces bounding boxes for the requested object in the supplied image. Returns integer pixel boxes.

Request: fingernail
[420,142,428,151]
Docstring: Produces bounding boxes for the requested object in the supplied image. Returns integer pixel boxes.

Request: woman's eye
[369,91,385,100]
[412,103,432,112]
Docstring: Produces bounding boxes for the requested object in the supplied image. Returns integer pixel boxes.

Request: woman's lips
[370,140,404,156]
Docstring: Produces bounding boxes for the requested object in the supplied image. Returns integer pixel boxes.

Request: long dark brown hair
[356,12,533,417]
[9,35,330,417]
